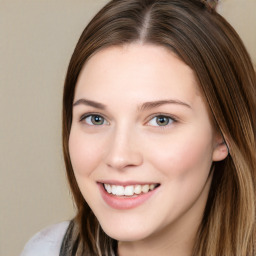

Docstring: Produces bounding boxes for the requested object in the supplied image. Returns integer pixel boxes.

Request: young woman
[21,0,256,255]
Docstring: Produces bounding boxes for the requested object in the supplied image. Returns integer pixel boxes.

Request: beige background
[0,1,255,256]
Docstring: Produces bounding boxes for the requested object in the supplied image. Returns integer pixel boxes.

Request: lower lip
[98,183,159,210]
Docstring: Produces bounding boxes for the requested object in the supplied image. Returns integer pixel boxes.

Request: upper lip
[97,180,160,186]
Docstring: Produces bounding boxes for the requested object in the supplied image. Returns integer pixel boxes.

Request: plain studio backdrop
[0,1,255,255]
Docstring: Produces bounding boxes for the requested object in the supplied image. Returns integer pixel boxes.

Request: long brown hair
[62,0,256,255]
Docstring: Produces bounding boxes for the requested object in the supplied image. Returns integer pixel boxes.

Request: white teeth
[149,184,155,190]
[124,186,134,196]
[106,184,112,193]
[134,185,142,194]
[116,186,125,196]
[104,183,158,196]
[112,185,117,195]
[104,184,112,193]
[142,184,149,193]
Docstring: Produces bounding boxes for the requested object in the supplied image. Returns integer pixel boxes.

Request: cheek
[68,128,104,177]
[146,127,214,177]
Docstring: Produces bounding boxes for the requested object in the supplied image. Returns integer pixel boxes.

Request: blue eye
[83,115,107,125]
[148,115,174,127]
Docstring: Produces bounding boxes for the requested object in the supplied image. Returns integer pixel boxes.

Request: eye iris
[92,115,104,125]
[156,116,169,126]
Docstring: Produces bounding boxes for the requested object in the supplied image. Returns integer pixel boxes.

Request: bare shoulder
[20,221,70,256]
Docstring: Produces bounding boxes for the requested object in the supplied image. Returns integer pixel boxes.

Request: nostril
[106,154,143,170]
[104,134,143,170]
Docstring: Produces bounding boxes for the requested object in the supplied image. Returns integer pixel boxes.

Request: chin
[103,228,151,242]
[99,218,154,242]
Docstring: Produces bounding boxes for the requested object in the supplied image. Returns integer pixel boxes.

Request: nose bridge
[105,122,143,170]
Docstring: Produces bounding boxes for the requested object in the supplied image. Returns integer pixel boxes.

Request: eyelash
[79,113,109,126]
[79,113,178,128]
[146,114,177,128]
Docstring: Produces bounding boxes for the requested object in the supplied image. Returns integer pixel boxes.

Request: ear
[212,134,229,162]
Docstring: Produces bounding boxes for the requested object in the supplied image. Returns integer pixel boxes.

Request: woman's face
[69,44,227,244]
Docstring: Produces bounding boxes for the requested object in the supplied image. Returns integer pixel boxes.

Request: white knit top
[20,221,70,256]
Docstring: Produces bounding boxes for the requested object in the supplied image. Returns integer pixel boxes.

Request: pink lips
[98,182,159,210]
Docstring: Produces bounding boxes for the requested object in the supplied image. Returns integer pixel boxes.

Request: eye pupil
[92,115,104,125]
[156,116,169,126]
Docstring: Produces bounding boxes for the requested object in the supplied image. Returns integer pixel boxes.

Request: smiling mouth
[102,183,160,197]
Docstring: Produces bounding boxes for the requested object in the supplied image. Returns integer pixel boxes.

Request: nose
[105,128,143,171]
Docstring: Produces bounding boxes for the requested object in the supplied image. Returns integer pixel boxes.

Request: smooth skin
[69,44,228,256]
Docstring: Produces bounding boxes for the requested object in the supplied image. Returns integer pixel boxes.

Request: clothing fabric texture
[20,221,70,256]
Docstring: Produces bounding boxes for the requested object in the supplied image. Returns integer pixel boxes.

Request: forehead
[74,43,200,106]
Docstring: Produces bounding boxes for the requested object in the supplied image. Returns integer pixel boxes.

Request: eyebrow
[73,98,191,110]
[139,99,191,111]
[73,98,106,109]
